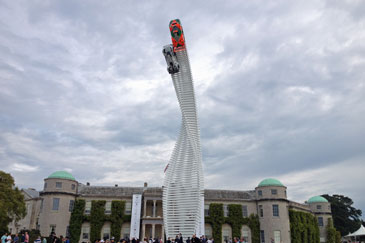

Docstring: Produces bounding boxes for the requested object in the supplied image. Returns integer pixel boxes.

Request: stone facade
[9,172,332,243]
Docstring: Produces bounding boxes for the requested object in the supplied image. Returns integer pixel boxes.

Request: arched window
[241,225,251,243]
[222,224,232,243]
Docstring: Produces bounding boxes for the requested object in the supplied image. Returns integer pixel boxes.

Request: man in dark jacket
[191,235,200,243]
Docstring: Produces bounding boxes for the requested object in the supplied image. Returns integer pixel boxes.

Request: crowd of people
[90,234,213,243]
[1,232,70,243]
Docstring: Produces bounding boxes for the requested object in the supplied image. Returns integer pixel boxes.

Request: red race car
[169,19,186,52]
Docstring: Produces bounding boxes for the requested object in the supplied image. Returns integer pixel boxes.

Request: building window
[205,227,212,239]
[258,190,262,196]
[242,230,249,242]
[223,228,231,242]
[40,199,44,212]
[103,226,110,240]
[271,189,277,195]
[274,231,281,243]
[71,184,76,190]
[223,205,229,217]
[242,205,248,217]
[50,225,56,234]
[260,230,265,243]
[122,226,130,239]
[56,182,62,188]
[273,204,279,217]
[52,198,60,211]
[82,226,90,240]
[66,226,70,237]
[105,201,112,214]
[125,202,132,215]
[318,217,324,226]
[85,201,91,214]
[259,205,263,217]
[204,204,210,216]
[44,183,47,189]
[69,200,75,212]
[317,205,322,210]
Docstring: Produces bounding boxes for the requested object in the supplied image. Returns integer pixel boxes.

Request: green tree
[0,171,26,235]
[322,194,362,236]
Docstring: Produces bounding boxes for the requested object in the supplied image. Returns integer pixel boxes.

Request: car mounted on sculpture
[163,44,180,74]
[169,19,185,52]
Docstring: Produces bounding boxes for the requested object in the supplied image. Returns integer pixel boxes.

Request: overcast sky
[1,0,364,218]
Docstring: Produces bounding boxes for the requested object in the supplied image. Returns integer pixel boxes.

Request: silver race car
[162,44,180,74]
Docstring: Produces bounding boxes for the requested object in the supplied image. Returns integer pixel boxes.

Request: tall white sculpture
[162,19,204,239]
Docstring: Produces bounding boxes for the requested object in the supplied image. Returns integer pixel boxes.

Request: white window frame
[85,201,92,214]
[272,204,279,217]
[274,231,281,243]
[105,201,112,214]
[56,182,62,188]
[52,198,60,211]
[242,205,248,217]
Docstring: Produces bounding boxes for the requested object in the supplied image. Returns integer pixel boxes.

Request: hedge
[69,200,128,243]
[205,203,260,243]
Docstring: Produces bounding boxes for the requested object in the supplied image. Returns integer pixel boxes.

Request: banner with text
[130,194,142,239]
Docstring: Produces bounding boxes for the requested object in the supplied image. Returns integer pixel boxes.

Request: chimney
[86,182,90,186]
[115,184,118,187]
[144,182,148,187]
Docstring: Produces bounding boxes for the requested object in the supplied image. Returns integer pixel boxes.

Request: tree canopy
[322,194,362,236]
[0,171,26,234]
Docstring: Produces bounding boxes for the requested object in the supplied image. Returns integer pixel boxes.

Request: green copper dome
[48,171,76,181]
[258,178,284,187]
[308,196,328,203]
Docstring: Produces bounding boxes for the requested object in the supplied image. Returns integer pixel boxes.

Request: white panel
[130,194,142,239]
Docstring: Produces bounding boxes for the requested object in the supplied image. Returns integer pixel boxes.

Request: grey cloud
[1,0,364,218]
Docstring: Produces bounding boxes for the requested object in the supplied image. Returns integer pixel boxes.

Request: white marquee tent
[345,224,365,241]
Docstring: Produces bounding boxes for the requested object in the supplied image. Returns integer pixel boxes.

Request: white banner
[130,194,142,239]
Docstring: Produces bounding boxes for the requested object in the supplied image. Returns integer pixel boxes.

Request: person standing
[186,237,190,243]
[24,233,29,243]
[1,233,7,243]
[191,235,200,243]
[6,234,11,243]
[179,234,183,243]
[13,234,19,243]
[34,236,41,243]
[42,238,47,243]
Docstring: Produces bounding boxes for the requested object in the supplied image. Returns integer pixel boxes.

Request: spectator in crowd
[1,233,8,243]
[186,237,190,243]
[34,236,41,243]
[191,234,200,243]
[6,234,12,243]
[42,238,47,243]
[24,233,29,243]
[13,234,19,243]
[20,234,25,243]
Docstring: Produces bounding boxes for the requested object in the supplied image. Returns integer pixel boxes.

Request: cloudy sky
[1,1,364,217]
